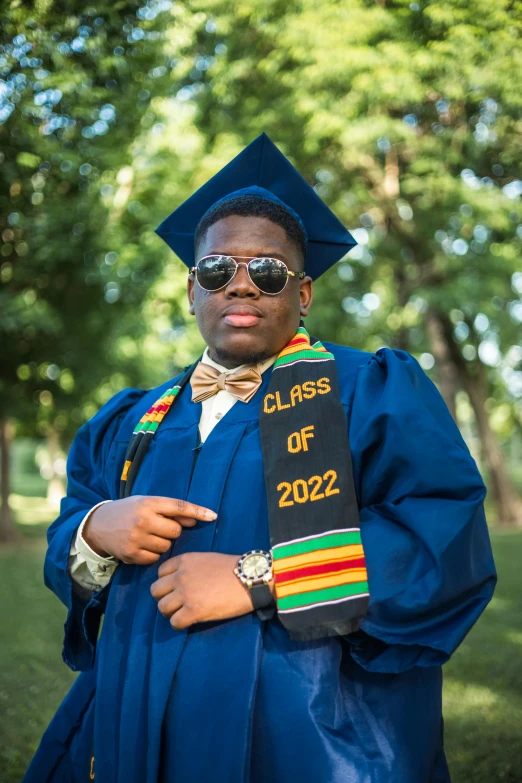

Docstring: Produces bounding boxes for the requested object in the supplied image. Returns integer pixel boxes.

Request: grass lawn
[0,529,521,783]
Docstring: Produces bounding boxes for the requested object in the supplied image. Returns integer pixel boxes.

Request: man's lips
[223,314,260,327]
[222,306,262,328]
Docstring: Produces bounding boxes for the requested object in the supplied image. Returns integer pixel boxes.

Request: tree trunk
[426,310,458,422]
[460,368,522,526]
[394,266,411,351]
[46,428,66,511]
[437,313,522,527]
[0,418,17,542]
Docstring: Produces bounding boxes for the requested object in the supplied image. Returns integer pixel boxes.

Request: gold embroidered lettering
[317,377,331,394]
[263,393,276,414]
[308,475,325,501]
[277,481,294,507]
[275,391,291,410]
[288,432,302,453]
[276,469,340,507]
[301,425,314,451]
[301,381,316,399]
[292,479,309,503]
[290,384,303,406]
[287,425,315,454]
[324,469,340,496]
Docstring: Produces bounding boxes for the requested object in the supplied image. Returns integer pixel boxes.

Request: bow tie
[190,361,263,404]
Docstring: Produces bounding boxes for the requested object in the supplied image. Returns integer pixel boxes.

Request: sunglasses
[190,255,306,296]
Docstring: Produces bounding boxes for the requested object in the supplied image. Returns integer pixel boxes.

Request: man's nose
[225,263,259,297]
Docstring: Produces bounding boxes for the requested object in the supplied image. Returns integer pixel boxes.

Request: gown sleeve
[345,348,496,673]
[44,387,146,672]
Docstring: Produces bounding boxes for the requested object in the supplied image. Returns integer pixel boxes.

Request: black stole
[120,326,369,640]
[259,326,368,640]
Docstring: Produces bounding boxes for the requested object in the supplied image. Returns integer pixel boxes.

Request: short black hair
[194,194,307,265]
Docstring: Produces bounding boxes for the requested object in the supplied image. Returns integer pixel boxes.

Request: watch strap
[250,582,276,620]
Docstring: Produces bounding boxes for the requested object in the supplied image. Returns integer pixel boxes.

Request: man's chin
[210,338,274,369]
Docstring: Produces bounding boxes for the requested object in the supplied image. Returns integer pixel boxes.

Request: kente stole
[120,325,369,640]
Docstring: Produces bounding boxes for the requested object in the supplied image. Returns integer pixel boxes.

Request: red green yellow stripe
[274,326,334,368]
[274,544,364,571]
[273,529,367,612]
[277,581,369,612]
[132,386,180,434]
[275,556,367,584]
[272,529,362,560]
[277,569,368,598]
[286,335,309,347]
[122,385,181,482]
[274,351,333,368]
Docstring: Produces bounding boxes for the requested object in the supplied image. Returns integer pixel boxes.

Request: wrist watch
[234,549,276,620]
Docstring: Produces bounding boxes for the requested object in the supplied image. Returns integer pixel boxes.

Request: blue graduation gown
[24,344,496,783]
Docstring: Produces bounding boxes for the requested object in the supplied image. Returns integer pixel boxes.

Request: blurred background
[0,1,521,780]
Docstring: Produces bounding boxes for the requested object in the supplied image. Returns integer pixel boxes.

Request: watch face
[242,553,269,579]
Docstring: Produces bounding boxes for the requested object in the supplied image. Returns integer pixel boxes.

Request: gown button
[215,412,222,420]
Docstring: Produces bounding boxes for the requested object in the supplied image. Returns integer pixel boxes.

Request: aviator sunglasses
[191,255,306,296]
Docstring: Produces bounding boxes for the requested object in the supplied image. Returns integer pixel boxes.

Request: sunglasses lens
[196,256,236,291]
[249,258,288,294]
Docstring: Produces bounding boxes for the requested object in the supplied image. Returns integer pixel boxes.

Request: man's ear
[299,276,313,317]
[187,274,195,315]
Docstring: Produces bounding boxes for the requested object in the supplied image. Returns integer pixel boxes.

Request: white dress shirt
[67,348,277,592]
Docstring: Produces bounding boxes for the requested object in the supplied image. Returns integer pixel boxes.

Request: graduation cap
[155,133,356,280]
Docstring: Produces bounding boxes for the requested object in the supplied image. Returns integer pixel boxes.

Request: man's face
[187,215,313,368]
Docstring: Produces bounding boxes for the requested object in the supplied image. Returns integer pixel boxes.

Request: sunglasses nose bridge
[225,260,259,295]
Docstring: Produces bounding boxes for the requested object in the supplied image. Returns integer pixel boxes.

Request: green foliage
[1,0,521,500]
[181,0,522,432]
[0,540,76,782]
[443,531,522,782]
[0,0,183,438]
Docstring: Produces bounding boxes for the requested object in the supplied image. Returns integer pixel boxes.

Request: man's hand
[150,552,257,630]
[83,496,217,566]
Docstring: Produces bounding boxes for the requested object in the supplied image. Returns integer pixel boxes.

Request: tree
[169,0,522,524]
[2,0,522,532]
[0,0,186,538]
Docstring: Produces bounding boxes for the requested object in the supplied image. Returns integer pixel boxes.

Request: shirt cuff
[73,500,117,565]
[69,501,119,590]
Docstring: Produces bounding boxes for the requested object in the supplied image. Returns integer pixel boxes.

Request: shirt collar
[201,346,277,376]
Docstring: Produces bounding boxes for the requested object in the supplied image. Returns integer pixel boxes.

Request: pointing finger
[149,497,217,522]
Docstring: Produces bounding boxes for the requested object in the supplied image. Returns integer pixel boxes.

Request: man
[25,134,495,783]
